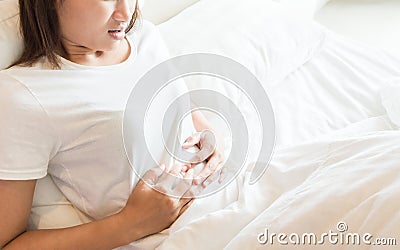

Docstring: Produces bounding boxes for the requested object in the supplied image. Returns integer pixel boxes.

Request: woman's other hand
[182,130,226,187]
[118,164,196,242]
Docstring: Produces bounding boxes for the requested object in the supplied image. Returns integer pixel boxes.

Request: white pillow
[159,0,327,87]
[141,0,200,24]
[273,0,331,18]
[141,0,331,24]
[381,81,400,127]
[0,0,22,70]
[315,0,331,10]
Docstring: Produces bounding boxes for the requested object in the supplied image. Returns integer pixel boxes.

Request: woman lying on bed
[0,0,225,248]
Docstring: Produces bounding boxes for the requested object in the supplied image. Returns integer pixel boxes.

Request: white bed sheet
[269,30,400,148]
[381,81,400,127]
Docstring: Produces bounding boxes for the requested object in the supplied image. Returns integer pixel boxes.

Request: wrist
[113,210,144,246]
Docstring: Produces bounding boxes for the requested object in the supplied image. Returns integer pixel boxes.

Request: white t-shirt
[0,20,194,220]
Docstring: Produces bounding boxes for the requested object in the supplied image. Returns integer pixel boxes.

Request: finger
[156,164,184,189]
[218,166,228,184]
[195,131,216,161]
[182,133,201,149]
[178,178,207,199]
[199,130,217,151]
[185,183,205,198]
[201,163,224,188]
[199,138,216,154]
[181,164,189,172]
[189,144,214,164]
[193,156,221,185]
[141,165,165,185]
[178,199,194,217]
[172,169,194,197]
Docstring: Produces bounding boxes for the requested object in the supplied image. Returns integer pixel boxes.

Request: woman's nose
[113,0,135,23]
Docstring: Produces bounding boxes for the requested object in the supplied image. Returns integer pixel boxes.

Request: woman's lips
[108,29,125,40]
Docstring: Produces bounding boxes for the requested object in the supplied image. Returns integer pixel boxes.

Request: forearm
[3,212,140,250]
[191,110,214,132]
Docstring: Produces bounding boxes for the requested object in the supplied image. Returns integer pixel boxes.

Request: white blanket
[122,116,399,249]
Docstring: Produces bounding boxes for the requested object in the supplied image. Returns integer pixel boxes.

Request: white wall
[315,0,400,57]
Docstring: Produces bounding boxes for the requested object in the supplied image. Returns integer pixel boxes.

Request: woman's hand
[2,165,199,249]
[118,164,196,243]
[182,130,226,187]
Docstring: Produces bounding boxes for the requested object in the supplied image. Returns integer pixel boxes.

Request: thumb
[182,133,201,148]
[141,165,165,185]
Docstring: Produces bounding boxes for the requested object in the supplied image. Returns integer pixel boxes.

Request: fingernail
[202,180,211,188]
[194,176,203,184]
[193,178,200,185]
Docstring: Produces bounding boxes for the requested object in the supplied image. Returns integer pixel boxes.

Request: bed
[1,0,399,249]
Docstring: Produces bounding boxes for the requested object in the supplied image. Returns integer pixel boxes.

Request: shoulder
[0,70,57,143]
[0,71,58,180]
[0,71,44,115]
[0,71,28,102]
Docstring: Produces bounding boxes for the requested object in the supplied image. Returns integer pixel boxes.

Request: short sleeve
[0,73,58,180]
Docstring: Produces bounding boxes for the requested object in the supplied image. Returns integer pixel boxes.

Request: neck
[61,39,131,66]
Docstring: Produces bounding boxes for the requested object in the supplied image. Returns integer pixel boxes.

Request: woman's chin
[102,39,126,52]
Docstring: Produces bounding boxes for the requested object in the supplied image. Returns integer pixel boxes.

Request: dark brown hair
[13,0,140,69]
